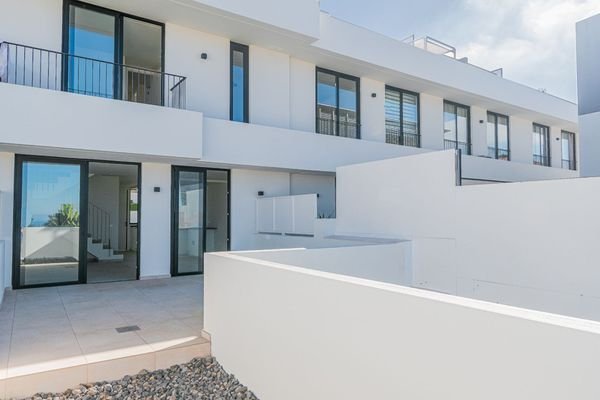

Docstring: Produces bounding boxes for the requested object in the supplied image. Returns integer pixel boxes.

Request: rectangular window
[486,112,510,160]
[532,123,551,166]
[561,131,576,170]
[443,101,471,154]
[230,42,249,123]
[385,86,420,147]
[316,68,360,139]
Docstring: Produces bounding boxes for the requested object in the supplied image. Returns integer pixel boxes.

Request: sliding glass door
[63,1,164,103]
[171,167,230,276]
[14,157,86,287]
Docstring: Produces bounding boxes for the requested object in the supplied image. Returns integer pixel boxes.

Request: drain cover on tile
[116,325,141,333]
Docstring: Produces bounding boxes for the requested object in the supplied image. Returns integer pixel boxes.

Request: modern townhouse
[0,0,580,293]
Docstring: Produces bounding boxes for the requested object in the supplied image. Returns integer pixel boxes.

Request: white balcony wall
[579,111,600,176]
[461,155,578,182]
[205,251,600,400]
[0,84,203,159]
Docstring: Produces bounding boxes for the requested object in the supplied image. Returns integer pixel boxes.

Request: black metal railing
[444,139,471,155]
[385,126,420,147]
[562,159,575,170]
[0,42,186,109]
[533,154,550,167]
[487,146,510,160]
[317,117,360,139]
[88,202,111,248]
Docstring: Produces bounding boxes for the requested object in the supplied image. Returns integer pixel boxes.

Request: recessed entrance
[87,161,139,283]
[12,155,140,289]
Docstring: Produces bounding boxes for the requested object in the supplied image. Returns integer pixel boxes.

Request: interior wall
[88,175,120,248]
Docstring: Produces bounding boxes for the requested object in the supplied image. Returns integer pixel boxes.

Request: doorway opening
[171,167,230,276]
[86,162,139,283]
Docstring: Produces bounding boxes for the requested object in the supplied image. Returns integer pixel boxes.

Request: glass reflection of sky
[232,63,245,121]
[21,163,80,227]
[68,23,115,97]
[317,83,357,111]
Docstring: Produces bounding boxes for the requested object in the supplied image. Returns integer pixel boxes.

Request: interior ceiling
[88,161,138,185]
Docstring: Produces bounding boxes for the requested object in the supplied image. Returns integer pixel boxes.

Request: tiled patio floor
[0,276,209,399]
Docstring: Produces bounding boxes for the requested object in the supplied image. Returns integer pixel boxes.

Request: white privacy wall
[334,151,600,320]
[205,252,600,400]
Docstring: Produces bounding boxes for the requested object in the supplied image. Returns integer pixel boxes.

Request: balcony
[444,139,471,155]
[385,126,420,148]
[0,42,201,160]
[316,117,360,139]
[0,42,186,109]
[533,154,551,167]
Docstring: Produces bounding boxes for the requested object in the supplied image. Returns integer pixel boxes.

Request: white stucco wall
[205,251,600,400]
[579,111,600,177]
[334,151,600,320]
[139,163,171,279]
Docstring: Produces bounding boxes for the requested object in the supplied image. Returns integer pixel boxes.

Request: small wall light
[154,187,161,193]
[200,52,208,60]
[257,191,265,197]
[371,93,377,98]
[479,119,484,124]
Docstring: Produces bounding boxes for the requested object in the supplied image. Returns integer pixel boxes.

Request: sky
[320,0,600,103]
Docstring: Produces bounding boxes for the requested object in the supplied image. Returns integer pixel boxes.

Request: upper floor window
[316,68,360,139]
[443,101,471,154]
[532,123,551,167]
[64,0,164,104]
[385,87,419,147]
[486,112,510,160]
[561,131,576,170]
[230,42,249,123]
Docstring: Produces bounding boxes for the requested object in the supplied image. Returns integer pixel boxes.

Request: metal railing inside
[385,126,420,147]
[317,117,360,139]
[0,42,186,109]
[444,139,471,155]
[533,154,550,167]
[487,147,510,160]
[88,202,111,248]
[562,159,575,170]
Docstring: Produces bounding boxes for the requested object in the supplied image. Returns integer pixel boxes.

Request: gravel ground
[22,357,259,400]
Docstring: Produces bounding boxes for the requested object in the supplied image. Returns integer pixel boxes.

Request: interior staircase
[88,202,123,261]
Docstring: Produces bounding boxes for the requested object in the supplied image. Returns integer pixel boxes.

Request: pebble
[21,357,259,400]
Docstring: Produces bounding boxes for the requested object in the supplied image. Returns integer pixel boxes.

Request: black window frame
[532,123,551,167]
[385,85,420,147]
[486,111,510,161]
[561,130,577,171]
[315,67,361,139]
[443,100,471,155]
[230,41,249,123]
[62,0,166,102]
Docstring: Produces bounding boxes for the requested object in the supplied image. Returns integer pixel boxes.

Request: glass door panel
[66,4,117,98]
[122,17,163,105]
[173,168,204,275]
[18,161,82,287]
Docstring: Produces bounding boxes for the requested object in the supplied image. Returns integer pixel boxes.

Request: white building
[577,13,600,176]
[0,0,579,293]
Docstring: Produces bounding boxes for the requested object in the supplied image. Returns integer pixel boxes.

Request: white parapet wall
[335,150,600,320]
[205,251,600,400]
